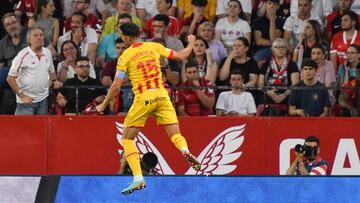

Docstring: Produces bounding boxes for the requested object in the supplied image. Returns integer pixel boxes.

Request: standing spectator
[338,44,360,116]
[181,38,218,83]
[286,135,328,175]
[326,0,360,41]
[7,27,62,115]
[288,59,330,117]
[15,0,36,26]
[218,37,259,88]
[310,43,336,105]
[215,0,251,50]
[283,0,323,48]
[136,0,177,29]
[57,12,98,64]
[28,0,59,56]
[252,0,283,63]
[293,20,324,68]
[63,0,102,33]
[57,40,96,82]
[150,14,184,52]
[216,0,252,22]
[145,0,180,39]
[96,13,131,68]
[290,0,332,21]
[330,11,360,69]
[101,0,142,38]
[56,56,106,115]
[177,0,217,23]
[0,13,28,114]
[258,38,300,105]
[177,60,215,116]
[197,21,227,65]
[216,70,256,117]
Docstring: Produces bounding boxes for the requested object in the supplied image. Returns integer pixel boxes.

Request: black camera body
[295,144,318,158]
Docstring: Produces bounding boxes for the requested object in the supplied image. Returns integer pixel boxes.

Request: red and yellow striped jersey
[117,42,174,95]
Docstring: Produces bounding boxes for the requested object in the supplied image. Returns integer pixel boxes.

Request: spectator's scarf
[269,56,289,86]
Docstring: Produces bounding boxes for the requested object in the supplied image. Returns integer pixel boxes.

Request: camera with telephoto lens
[295,144,318,157]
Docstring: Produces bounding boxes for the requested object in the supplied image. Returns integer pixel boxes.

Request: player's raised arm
[171,35,196,61]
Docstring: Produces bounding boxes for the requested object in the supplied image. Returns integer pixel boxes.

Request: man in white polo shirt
[7,27,62,115]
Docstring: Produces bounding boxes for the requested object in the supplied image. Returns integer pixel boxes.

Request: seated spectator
[179,0,209,40]
[57,12,98,64]
[258,38,300,105]
[325,0,360,41]
[96,13,132,68]
[63,0,102,34]
[215,0,251,50]
[149,14,184,51]
[290,0,333,21]
[283,0,323,48]
[101,0,142,38]
[178,0,217,22]
[136,0,177,30]
[197,21,227,65]
[293,20,324,68]
[216,70,256,117]
[62,0,110,21]
[145,0,180,38]
[102,38,126,87]
[176,60,215,116]
[0,13,28,114]
[218,37,259,88]
[7,27,62,115]
[181,38,218,83]
[330,11,360,70]
[289,59,330,117]
[57,40,97,82]
[216,0,252,22]
[252,0,283,63]
[286,135,328,175]
[338,44,360,116]
[15,0,36,26]
[310,44,336,105]
[56,56,106,115]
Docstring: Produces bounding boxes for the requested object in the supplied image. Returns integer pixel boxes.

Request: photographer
[286,135,328,175]
[119,152,159,175]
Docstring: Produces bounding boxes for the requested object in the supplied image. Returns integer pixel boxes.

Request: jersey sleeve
[155,43,174,59]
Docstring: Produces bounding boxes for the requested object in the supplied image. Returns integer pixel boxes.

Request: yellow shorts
[124,88,178,127]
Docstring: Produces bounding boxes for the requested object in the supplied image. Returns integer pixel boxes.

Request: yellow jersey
[117,42,174,95]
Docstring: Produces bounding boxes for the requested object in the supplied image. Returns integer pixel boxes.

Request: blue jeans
[15,97,48,115]
[254,48,273,63]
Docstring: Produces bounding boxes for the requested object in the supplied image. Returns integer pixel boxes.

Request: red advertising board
[0,116,359,175]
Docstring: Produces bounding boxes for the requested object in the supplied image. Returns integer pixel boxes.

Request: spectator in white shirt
[216,69,257,117]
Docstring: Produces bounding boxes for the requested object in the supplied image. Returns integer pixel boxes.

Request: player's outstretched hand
[187,35,196,45]
[96,103,105,114]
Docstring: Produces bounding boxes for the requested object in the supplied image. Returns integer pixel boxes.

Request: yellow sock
[170,133,189,153]
[122,139,143,177]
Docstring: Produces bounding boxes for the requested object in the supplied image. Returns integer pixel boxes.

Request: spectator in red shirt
[15,0,36,26]
[146,0,180,38]
[325,0,360,41]
[177,60,215,116]
[64,0,102,34]
[330,10,360,70]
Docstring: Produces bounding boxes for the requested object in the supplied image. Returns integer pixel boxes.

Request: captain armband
[116,70,126,79]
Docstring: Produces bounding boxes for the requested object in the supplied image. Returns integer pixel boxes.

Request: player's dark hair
[120,22,140,37]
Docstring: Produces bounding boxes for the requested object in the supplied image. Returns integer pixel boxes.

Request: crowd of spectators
[1,0,360,117]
